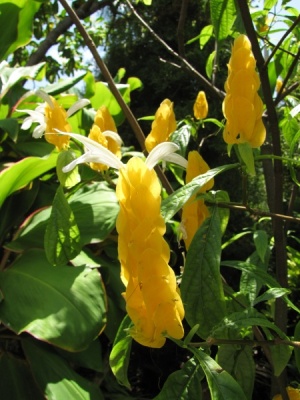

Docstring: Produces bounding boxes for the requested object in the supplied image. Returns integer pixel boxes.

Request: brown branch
[58,0,174,195]
[124,0,225,100]
[177,0,189,58]
[27,0,109,67]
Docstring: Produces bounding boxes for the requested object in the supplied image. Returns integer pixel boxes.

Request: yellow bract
[145,99,176,152]
[88,106,121,171]
[44,96,71,150]
[193,91,208,120]
[222,34,266,148]
[273,386,300,400]
[181,151,214,249]
[116,157,184,348]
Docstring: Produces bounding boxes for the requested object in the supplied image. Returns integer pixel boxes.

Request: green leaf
[211,308,289,340]
[181,208,226,339]
[206,190,230,235]
[237,142,255,176]
[0,352,44,400]
[42,72,87,96]
[0,118,19,141]
[56,150,81,188]
[253,230,269,262]
[210,0,236,41]
[45,186,81,266]
[0,62,45,99]
[217,345,255,400]
[153,357,204,400]
[199,25,214,49]
[109,315,133,389]
[253,288,290,306]
[263,327,292,376]
[0,0,41,61]
[0,153,58,208]
[206,50,216,80]
[0,249,107,351]
[190,347,247,400]
[222,260,300,313]
[22,338,104,400]
[161,163,239,222]
[6,182,119,252]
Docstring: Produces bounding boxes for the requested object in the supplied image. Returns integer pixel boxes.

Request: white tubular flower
[18,90,90,150]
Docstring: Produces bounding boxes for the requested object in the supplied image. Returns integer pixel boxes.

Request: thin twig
[124,0,225,99]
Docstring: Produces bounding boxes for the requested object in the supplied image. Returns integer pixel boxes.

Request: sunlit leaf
[0,249,107,351]
[23,338,104,400]
[181,208,226,339]
[210,0,236,41]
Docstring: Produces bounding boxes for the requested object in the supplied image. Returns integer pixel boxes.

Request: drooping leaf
[0,249,107,351]
[0,62,45,99]
[0,351,44,400]
[42,72,88,96]
[44,186,81,266]
[199,25,214,49]
[161,163,239,222]
[0,0,41,61]
[109,315,133,389]
[253,230,269,263]
[22,338,104,400]
[181,208,226,339]
[217,345,255,400]
[153,357,204,400]
[210,0,236,41]
[6,182,119,252]
[0,153,58,208]
[190,347,247,400]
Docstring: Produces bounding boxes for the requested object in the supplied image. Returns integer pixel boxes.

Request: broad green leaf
[6,182,119,252]
[161,163,239,222]
[0,352,44,400]
[0,152,58,208]
[210,0,236,41]
[263,327,292,376]
[42,72,87,96]
[153,357,204,400]
[109,315,133,389]
[217,345,255,400]
[22,338,104,400]
[190,347,247,400]
[0,0,41,61]
[206,190,230,235]
[181,208,226,339]
[222,260,300,314]
[45,186,81,266]
[0,249,106,351]
[199,25,214,49]
[0,62,45,99]
[253,230,269,262]
[56,150,80,188]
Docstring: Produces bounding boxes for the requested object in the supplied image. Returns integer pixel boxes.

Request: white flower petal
[21,117,34,130]
[56,130,125,170]
[35,89,54,109]
[162,153,188,169]
[33,123,46,138]
[145,142,183,170]
[66,99,90,117]
[103,130,123,145]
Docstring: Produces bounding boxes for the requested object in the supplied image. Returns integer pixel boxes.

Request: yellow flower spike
[94,105,117,133]
[193,91,208,120]
[145,99,177,152]
[222,34,266,149]
[272,386,300,400]
[116,156,184,348]
[181,151,214,249]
